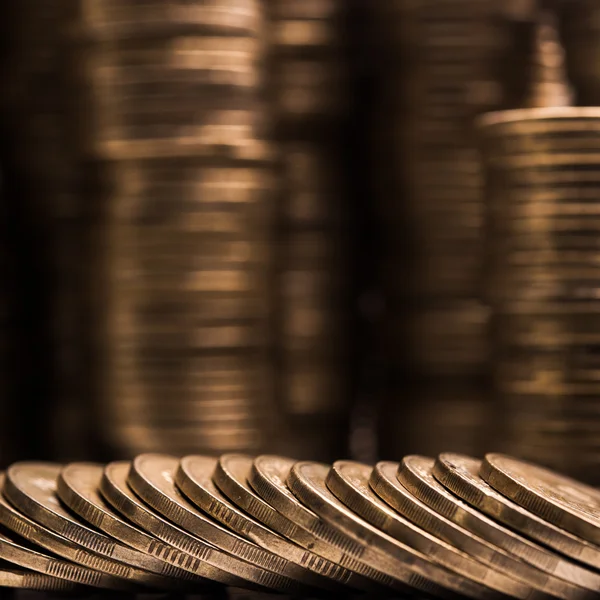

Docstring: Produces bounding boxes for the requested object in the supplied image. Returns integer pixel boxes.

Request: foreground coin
[100,461,254,588]
[0,564,83,592]
[434,454,600,571]
[481,454,600,546]
[57,462,215,588]
[0,479,138,590]
[176,455,350,593]
[288,461,498,600]
[212,454,391,592]
[0,520,119,591]
[248,455,401,590]
[370,461,577,597]
[327,460,533,600]
[399,456,598,599]
[3,464,182,589]
[128,454,314,594]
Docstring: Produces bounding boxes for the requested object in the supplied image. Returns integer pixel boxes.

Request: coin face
[327,460,533,600]
[57,462,212,587]
[399,456,600,599]
[128,453,312,594]
[433,453,600,571]
[482,454,600,545]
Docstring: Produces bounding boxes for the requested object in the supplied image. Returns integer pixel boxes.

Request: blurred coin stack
[268,1,350,459]
[373,1,518,458]
[479,17,600,482]
[2,0,86,459]
[66,0,280,457]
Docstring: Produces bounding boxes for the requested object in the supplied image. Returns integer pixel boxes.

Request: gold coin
[57,462,215,588]
[176,454,352,593]
[127,454,315,594]
[3,461,187,590]
[327,460,533,599]
[434,454,600,571]
[481,454,600,546]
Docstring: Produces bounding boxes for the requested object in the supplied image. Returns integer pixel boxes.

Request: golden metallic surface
[127,453,318,594]
[100,461,250,588]
[175,454,354,593]
[399,456,599,599]
[3,462,189,590]
[57,462,215,588]
[213,454,390,592]
[434,454,600,571]
[481,454,600,546]
[326,461,535,600]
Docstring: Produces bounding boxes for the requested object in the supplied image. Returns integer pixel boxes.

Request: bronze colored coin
[3,461,186,590]
[249,455,398,574]
[433,454,600,571]
[481,454,600,546]
[212,454,391,593]
[0,524,107,592]
[100,461,253,588]
[327,461,534,600]
[176,454,349,593]
[0,565,83,592]
[399,456,597,599]
[288,461,499,600]
[57,462,214,588]
[0,480,138,590]
[127,454,313,594]
[370,461,579,598]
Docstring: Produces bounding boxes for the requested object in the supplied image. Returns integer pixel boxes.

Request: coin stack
[372,1,520,458]
[1,0,89,460]
[65,1,279,457]
[0,450,599,598]
[268,1,350,459]
[479,15,600,481]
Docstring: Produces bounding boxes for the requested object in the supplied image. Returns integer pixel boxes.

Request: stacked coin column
[480,106,600,482]
[68,1,279,457]
[373,2,515,458]
[268,1,351,459]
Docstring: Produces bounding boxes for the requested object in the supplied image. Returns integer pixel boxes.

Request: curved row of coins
[0,452,598,597]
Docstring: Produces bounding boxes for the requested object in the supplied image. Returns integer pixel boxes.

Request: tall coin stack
[3,0,86,460]
[67,0,279,457]
[268,1,350,460]
[373,1,515,458]
[478,15,600,482]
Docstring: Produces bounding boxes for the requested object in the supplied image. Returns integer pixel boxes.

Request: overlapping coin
[0,451,596,595]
